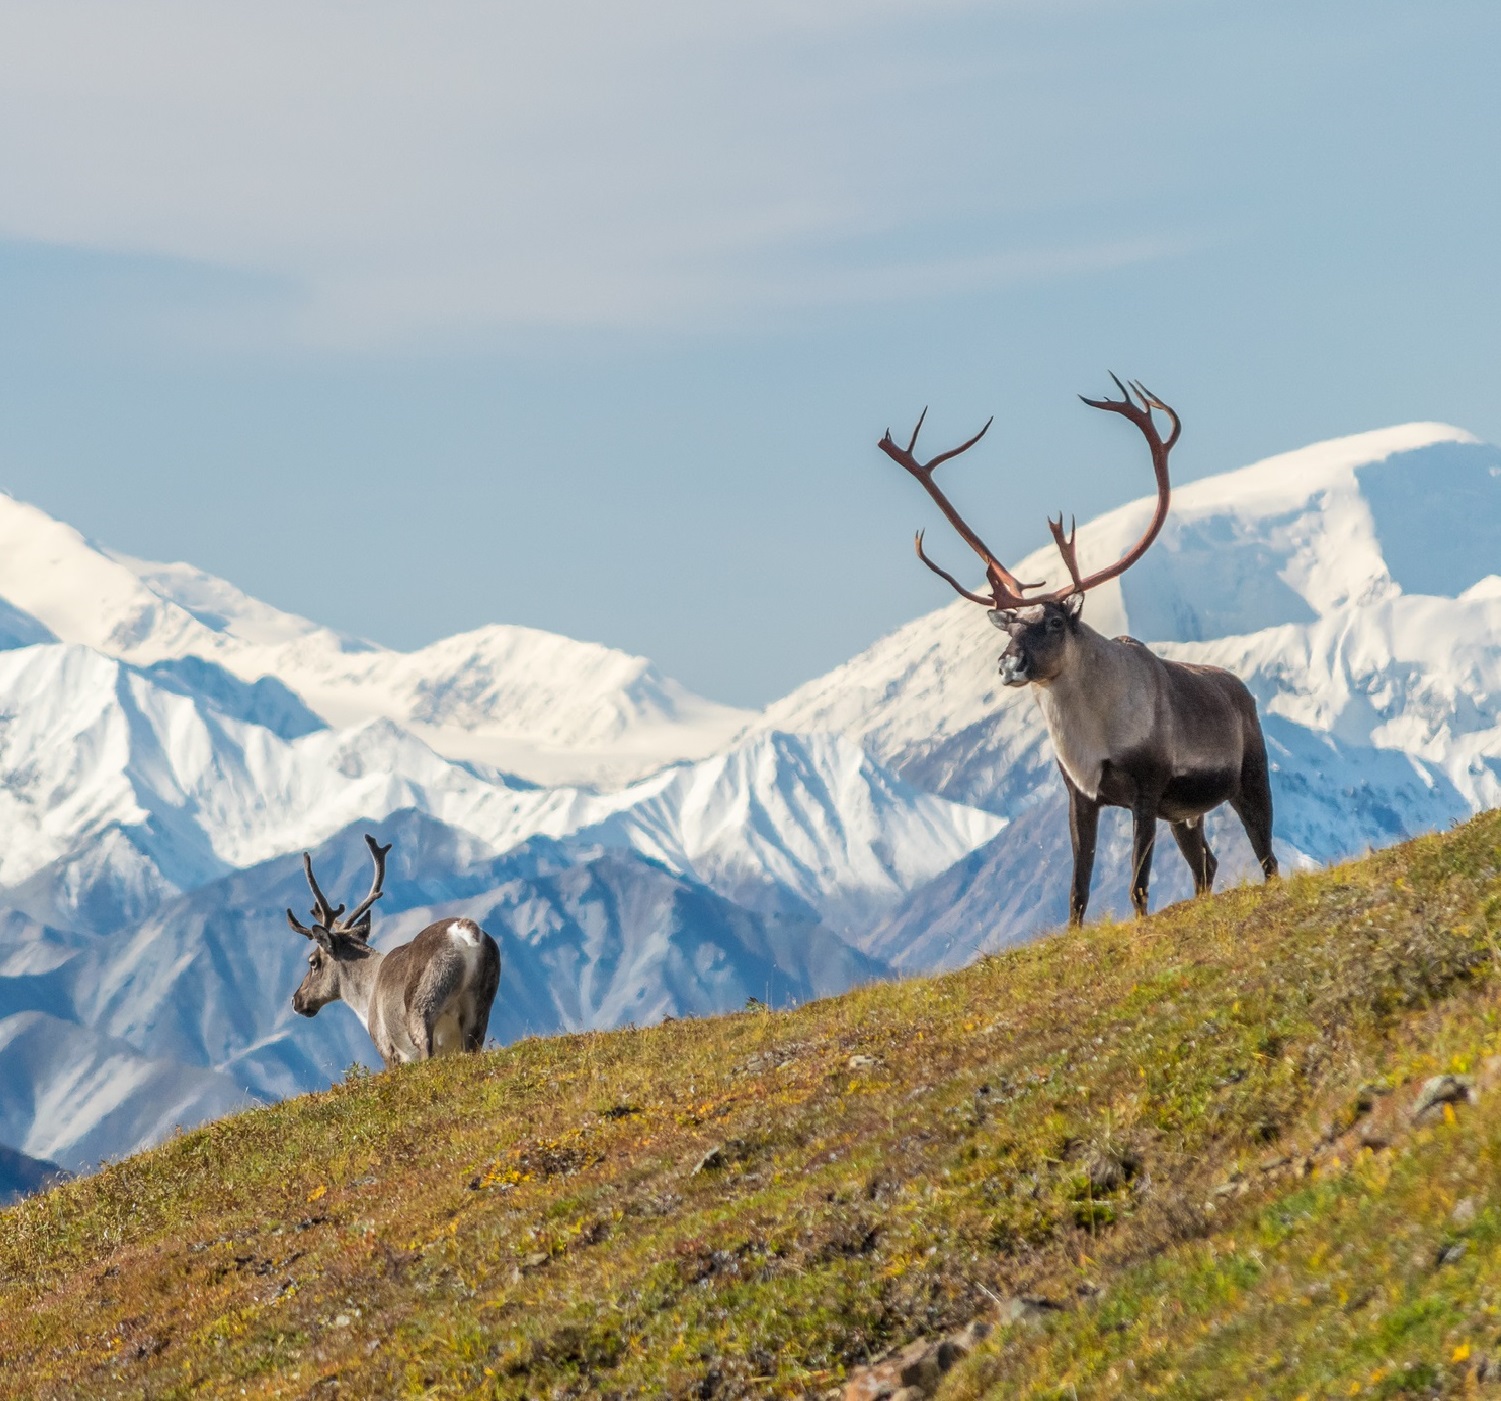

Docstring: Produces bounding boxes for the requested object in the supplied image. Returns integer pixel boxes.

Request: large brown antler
[879,376,1179,609]
[877,409,1041,610]
[285,833,393,943]
[1027,375,1179,604]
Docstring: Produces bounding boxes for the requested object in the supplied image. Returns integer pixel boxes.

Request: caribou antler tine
[1134,382,1181,445]
[924,416,994,474]
[1045,512,1076,546]
[1047,511,1084,594]
[879,407,1028,604]
[341,834,393,935]
[1109,370,1130,401]
[914,531,999,607]
[301,851,343,929]
[286,908,317,939]
[906,406,928,456]
[1130,381,1163,420]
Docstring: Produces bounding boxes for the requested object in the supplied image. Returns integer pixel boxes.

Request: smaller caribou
[286,834,501,1067]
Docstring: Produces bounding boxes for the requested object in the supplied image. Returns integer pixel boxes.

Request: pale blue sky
[0,1,1495,705]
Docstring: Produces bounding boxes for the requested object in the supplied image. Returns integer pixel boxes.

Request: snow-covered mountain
[0,641,992,1168]
[0,419,1497,1183]
[0,492,752,787]
[0,637,997,936]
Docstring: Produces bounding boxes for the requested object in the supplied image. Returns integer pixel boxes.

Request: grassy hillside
[4,812,1501,1399]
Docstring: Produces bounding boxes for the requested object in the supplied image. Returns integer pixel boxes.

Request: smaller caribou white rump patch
[448,917,482,947]
[285,835,502,1067]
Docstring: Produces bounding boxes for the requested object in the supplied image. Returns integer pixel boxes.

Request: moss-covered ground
[4,812,1501,1398]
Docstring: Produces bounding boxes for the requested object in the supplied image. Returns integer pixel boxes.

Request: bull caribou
[285,834,501,1066]
[879,377,1277,925]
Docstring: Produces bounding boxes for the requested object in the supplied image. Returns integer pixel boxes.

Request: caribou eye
[1048,616,1064,632]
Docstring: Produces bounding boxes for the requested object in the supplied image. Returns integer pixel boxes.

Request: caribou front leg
[1129,794,1161,918]
[1063,771,1099,927]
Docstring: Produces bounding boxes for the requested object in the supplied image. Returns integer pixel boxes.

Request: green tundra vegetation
[4,811,1501,1399]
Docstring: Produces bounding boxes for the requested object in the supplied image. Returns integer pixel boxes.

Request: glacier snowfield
[0,420,1498,1188]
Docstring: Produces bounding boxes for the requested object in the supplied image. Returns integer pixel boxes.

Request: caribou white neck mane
[1032,622,1152,801]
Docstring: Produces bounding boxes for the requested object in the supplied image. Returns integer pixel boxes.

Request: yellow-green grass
[3,812,1501,1399]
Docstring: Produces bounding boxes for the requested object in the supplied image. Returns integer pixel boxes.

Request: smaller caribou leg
[1170,818,1218,896]
[406,1012,435,1061]
[464,941,501,1051]
[1129,797,1160,918]
[1064,773,1100,927]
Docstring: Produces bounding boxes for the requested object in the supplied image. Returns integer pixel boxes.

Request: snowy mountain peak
[0,492,218,663]
[977,422,1490,645]
[1109,422,1495,641]
[0,489,753,786]
[567,729,1005,928]
[759,422,1501,760]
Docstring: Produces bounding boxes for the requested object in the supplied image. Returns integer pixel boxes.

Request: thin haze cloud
[0,0,1164,343]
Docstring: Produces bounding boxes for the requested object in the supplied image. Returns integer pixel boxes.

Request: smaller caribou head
[286,834,392,1018]
[990,596,1085,687]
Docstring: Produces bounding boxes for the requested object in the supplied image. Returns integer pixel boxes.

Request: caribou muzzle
[998,651,1030,687]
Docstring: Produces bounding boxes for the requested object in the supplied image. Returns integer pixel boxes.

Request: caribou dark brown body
[994,600,1276,923]
[879,376,1278,924]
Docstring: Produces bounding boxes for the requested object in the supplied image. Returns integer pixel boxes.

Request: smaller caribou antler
[286,833,393,943]
[299,852,343,929]
[343,835,393,935]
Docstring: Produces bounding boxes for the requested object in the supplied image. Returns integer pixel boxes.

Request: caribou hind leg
[1170,818,1218,896]
[1232,744,1279,881]
[463,937,502,1052]
[1064,773,1099,927]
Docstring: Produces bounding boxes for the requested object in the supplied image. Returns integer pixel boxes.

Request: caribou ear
[287,909,335,949]
[1062,593,1085,622]
[988,608,1018,630]
[335,925,373,953]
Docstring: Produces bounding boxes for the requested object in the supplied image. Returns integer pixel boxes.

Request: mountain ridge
[0,492,753,788]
